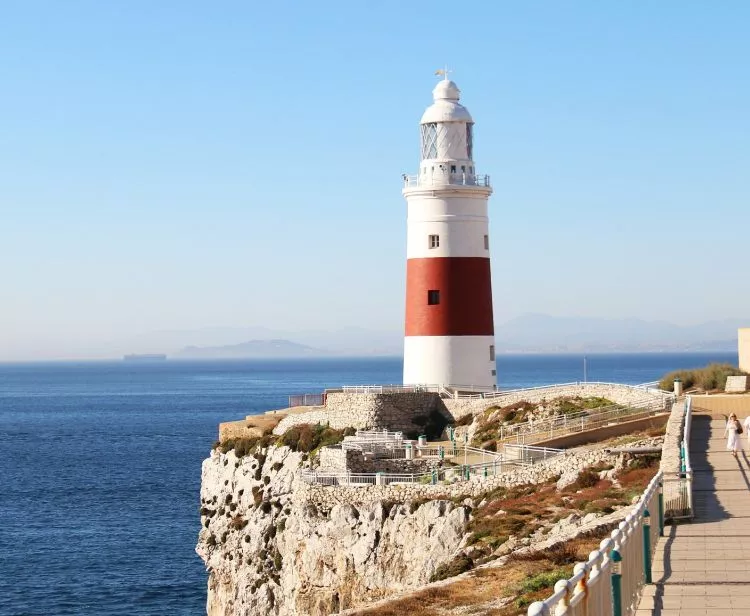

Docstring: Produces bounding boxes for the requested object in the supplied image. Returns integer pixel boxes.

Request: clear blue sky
[2,1,749,359]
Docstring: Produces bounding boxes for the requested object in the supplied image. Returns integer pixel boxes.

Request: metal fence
[288,393,325,407]
[299,459,528,487]
[497,396,671,445]
[528,471,663,616]
[292,381,672,403]
[299,443,562,487]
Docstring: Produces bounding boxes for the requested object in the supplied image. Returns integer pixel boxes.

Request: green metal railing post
[431,469,437,485]
[658,481,664,537]
[611,549,623,616]
[438,446,444,461]
[642,510,652,583]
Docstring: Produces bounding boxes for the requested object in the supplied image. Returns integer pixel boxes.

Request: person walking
[725,413,742,457]
[744,414,750,447]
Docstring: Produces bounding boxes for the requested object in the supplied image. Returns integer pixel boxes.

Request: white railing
[528,471,663,616]
[497,397,670,444]
[663,396,693,520]
[403,173,491,188]
[337,381,673,400]
[300,443,561,487]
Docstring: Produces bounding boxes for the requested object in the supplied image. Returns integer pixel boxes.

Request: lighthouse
[402,76,496,391]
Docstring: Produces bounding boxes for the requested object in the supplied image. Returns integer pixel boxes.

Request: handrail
[334,381,674,399]
[497,396,670,444]
[301,443,561,487]
[403,173,491,188]
[528,471,663,616]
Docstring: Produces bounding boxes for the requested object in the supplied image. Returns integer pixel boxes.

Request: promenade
[637,414,750,615]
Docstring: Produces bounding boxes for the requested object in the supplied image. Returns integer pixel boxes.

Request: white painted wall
[403,335,496,390]
[739,328,750,373]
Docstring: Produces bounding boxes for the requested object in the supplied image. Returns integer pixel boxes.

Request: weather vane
[434,65,452,80]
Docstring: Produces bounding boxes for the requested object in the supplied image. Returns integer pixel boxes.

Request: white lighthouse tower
[402,75,497,391]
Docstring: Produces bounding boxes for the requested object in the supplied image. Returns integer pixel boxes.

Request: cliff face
[196,446,468,616]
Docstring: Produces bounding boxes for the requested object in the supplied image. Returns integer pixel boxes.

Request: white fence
[528,471,663,616]
[300,443,563,487]
[663,396,694,520]
[497,396,671,445]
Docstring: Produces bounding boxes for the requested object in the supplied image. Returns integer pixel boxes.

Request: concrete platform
[636,416,750,615]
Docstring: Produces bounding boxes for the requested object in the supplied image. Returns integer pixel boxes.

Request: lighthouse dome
[420,79,473,124]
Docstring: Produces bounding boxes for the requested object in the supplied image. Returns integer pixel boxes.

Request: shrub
[520,568,572,593]
[229,515,248,530]
[571,468,600,490]
[429,554,473,582]
[278,424,348,453]
[659,363,749,392]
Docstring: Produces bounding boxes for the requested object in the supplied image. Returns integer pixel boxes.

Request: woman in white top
[725,413,741,457]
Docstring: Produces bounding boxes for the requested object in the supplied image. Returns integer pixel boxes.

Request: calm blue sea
[0,353,735,615]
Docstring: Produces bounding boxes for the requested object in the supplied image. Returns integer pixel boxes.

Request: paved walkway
[637,415,750,615]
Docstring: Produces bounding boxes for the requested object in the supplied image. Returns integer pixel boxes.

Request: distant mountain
[175,339,328,359]
[119,326,402,357]
[114,315,747,359]
[494,314,742,353]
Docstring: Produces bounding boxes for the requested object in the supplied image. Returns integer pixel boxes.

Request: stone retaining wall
[273,409,329,435]
[318,446,440,474]
[297,447,617,510]
[443,383,670,420]
[325,391,445,432]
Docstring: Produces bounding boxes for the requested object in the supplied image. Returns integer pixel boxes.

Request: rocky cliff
[196,445,468,615]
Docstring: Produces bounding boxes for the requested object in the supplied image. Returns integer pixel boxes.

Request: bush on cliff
[278,424,351,453]
[659,363,749,392]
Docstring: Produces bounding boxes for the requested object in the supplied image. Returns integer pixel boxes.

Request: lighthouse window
[450,165,456,173]
[489,345,495,361]
[427,290,440,305]
[420,123,438,159]
[467,123,474,159]
[484,234,489,250]
[428,234,440,249]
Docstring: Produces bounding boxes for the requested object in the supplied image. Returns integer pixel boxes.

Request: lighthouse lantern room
[402,76,497,391]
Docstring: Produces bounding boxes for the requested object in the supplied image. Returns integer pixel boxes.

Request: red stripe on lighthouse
[405,257,494,337]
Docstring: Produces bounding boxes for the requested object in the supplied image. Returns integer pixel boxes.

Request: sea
[0,352,736,616]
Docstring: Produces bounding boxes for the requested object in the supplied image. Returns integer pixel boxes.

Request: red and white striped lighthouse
[402,76,496,391]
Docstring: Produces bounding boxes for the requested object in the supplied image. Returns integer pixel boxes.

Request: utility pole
[583,356,587,383]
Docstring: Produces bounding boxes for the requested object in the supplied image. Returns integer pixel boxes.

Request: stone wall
[325,391,446,432]
[443,383,671,421]
[300,447,619,510]
[690,395,750,416]
[218,419,266,442]
[318,446,440,474]
[273,410,330,435]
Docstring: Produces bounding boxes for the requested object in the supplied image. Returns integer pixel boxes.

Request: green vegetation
[215,424,356,458]
[472,396,616,446]
[437,456,660,575]
[430,554,474,582]
[520,568,572,594]
[279,424,354,453]
[659,363,750,392]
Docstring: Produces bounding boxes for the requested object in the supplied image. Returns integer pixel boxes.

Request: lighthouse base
[403,335,496,391]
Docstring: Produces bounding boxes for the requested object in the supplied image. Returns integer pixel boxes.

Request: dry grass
[472,397,617,446]
[352,459,660,616]
[354,531,610,616]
